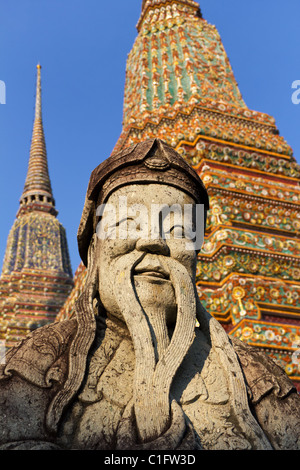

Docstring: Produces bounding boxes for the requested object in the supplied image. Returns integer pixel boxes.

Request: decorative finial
[18,64,56,216]
[144,139,171,170]
[35,63,42,121]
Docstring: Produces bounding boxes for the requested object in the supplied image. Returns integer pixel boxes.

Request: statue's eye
[117,218,131,234]
[170,225,185,239]
[117,217,135,227]
[117,218,144,239]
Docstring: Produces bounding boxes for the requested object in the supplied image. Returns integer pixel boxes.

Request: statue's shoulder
[0,318,78,388]
[231,336,296,403]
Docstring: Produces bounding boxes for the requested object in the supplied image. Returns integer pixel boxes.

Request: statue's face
[95,183,202,324]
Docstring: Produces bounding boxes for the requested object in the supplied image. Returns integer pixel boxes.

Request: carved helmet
[77,138,209,266]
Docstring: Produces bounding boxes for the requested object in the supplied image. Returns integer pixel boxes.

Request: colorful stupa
[59,1,300,390]
[0,65,74,349]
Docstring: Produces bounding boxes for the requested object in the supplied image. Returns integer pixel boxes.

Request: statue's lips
[133,266,170,281]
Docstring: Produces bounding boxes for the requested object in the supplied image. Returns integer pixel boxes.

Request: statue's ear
[86,233,97,270]
[86,234,104,317]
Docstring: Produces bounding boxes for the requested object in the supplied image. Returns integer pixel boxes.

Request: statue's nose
[136,236,169,256]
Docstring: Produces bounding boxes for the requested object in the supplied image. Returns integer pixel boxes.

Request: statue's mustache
[133,259,170,280]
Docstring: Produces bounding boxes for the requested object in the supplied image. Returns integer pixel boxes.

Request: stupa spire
[119,0,248,139]
[34,63,42,120]
[141,0,199,9]
[0,64,74,348]
[18,64,56,217]
[138,0,201,31]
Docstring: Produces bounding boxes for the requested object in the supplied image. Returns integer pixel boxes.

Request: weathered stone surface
[0,139,299,450]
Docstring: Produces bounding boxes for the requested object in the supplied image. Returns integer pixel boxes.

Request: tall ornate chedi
[59,0,300,389]
[0,65,73,349]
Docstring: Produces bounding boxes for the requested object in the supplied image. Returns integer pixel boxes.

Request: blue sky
[0,0,299,275]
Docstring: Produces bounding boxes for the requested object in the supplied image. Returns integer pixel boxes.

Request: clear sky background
[0,0,299,276]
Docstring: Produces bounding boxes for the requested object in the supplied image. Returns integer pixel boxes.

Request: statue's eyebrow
[114,216,135,226]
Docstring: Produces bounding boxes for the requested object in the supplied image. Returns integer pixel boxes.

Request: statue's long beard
[113,252,197,445]
[45,236,272,451]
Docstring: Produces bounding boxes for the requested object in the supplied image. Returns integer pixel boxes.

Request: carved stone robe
[0,313,299,450]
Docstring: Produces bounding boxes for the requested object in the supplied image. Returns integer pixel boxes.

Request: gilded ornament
[203,174,212,184]
[212,270,222,281]
[223,256,235,268]
[248,261,259,273]
[216,229,228,241]
[292,269,300,280]
[203,241,214,252]
[245,301,254,311]
[242,327,253,339]
[270,289,280,299]
[272,263,281,274]
[242,212,251,221]
[265,330,275,341]
[285,364,294,376]
[232,286,245,300]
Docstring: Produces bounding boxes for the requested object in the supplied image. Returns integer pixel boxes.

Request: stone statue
[0,139,299,450]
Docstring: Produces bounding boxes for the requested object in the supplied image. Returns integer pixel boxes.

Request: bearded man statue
[0,139,299,450]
